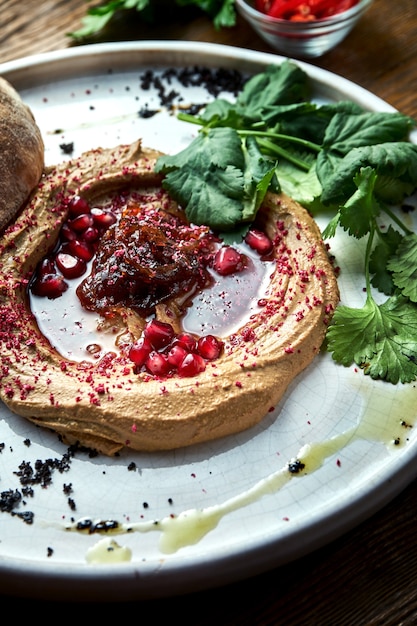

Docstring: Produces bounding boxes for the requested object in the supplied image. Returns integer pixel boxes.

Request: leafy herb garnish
[69,0,236,39]
[155,127,279,231]
[155,61,417,384]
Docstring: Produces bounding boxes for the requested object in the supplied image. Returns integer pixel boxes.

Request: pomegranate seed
[145,351,171,376]
[213,246,245,276]
[167,344,188,367]
[178,353,206,377]
[70,213,94,232]
[91,208,117,230]
[129,336,152,367]
[56,252,87,279]
[143,319,175,350]
[245,229,273,255]
[174,332,197,352]
[32,274,68,299]
[82,226,100,243]
[65,239,95,262]
[60,223,77,242]
[197,335,223,360]
[38,257,57,278]
[68,195,90,218]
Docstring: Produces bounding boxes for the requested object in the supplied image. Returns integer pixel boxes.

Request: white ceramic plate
[0,41,416,602]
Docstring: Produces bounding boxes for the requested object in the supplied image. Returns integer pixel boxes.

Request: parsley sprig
[155,61,417,384]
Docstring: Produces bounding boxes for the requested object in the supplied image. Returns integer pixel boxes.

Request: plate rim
[0,40,396,112]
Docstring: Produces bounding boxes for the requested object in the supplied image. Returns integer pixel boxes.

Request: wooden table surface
[1,0,417,621]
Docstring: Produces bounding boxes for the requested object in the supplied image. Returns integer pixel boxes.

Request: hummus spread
[0,140,339,455]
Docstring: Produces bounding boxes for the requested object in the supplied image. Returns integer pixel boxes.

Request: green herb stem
[239,129,322,154]
[256,137,311,171]
[177,112,205,126]
[176,114,322,170]
[382,204,413,236]
[364,226,376,295]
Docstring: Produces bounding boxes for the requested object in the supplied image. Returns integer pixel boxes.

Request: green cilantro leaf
[241,136,279,222]
[387,233,417,303]
[326,294,417,384]
[200,99,241,128]
[235,61,310,116]
[70,0,149,38]
[177,0,236,28]
[276,161,322,207]
[321,211,341,241]
[321,111,414,154]
[369,226,404,295]
[319,142,417,206]
[155,128,244,230]
[69,0,236,38]
[338,167,381,238]
[200,61,314,132]
[155,127,277,230]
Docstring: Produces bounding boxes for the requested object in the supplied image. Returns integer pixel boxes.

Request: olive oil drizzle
[62,381,416,560]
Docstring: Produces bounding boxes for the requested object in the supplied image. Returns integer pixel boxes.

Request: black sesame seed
[288,459,306,474]
[15,510,34,524]
[59,142,74,155]
[76,518,93,531]
[0,488,21,513]
[94,519,119,533]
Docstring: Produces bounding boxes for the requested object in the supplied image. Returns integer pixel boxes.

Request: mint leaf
[327,294,417,384]
[387,233,417,303]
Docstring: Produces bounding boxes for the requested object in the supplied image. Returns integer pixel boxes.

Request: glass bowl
[235,0,374,58]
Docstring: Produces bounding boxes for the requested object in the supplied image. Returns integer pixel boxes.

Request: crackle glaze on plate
[0,42,416,601]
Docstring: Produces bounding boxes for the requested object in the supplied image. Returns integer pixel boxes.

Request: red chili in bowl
[255,0,359,20]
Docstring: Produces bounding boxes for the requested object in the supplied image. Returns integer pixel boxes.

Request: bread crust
[0,77,44,231]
